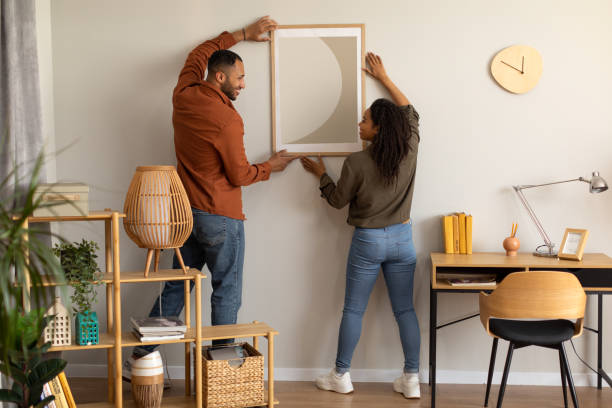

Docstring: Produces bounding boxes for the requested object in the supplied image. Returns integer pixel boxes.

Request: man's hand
[300,155,327,178]
[363,52,389,82]
[268,149,297,172]
[244,16,278,42]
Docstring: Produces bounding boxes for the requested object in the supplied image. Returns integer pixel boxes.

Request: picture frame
[270,24,365,156]
[558,228,589,261]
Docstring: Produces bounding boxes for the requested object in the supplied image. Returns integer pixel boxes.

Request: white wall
[47,0,612,383]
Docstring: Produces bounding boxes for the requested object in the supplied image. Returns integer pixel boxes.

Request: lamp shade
[589,171,608,193]
[124,166,192,276]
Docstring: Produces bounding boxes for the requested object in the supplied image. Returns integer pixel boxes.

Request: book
[132,329,185,342]
[58,372,76,408]
[466,214,473,254]
[452,214,460,253]
[207,344,247,368]
[442,215,454,254]
[458,212,467,254]
[42,382,56,408]
[447,277,496,287]
[130,316,186,333]
[49,376,69,408]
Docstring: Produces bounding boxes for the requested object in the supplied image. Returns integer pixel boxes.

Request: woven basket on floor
[201,342,264,408]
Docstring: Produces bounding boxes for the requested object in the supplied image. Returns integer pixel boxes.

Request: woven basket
[201,342,264,408]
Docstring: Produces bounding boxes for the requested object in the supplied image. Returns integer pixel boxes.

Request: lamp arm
[512,186,554,250]
[515,178,585,190]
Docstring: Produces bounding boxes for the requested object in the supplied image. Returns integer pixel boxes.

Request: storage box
[199,342,264,408]
[33,183,89,217]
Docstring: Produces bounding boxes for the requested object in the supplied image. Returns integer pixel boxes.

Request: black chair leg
[559,347,568,408]
[484,338,499,407]
[496,342,515,408]
[559,343,579,408]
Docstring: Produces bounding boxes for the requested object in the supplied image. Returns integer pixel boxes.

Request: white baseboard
[64,364,601,387]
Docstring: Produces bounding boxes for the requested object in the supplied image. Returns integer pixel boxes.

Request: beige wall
[44,0,612,383]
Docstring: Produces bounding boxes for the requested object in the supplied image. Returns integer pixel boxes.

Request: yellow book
[466,215,473,254]
[442,215,454,253]
[458,212,467,254]
[452,214,460,253]
[58,372,76,408]
[49,376,69,408]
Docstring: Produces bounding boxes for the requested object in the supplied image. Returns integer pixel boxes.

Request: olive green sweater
[319,105,420,228]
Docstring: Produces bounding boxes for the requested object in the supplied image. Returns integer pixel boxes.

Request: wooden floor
[69,377,612,407]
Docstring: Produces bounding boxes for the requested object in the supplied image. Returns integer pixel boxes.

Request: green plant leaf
[0,389,22,403]
[28,359,67,387]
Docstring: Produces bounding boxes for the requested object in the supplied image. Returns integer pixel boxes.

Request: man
[125,16,294,381]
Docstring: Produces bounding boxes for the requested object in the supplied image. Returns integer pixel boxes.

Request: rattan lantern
[123,166,192,277]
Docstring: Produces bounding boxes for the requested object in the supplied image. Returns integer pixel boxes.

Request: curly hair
[368,98,412,185]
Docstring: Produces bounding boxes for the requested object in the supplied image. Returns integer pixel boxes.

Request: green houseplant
[0,152,68,407]
[53,239,102,345]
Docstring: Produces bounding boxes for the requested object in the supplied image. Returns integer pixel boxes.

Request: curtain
[0,0,46,203]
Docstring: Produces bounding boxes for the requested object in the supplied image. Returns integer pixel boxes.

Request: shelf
[48,332,115,351]
[201,322,278,341]
[21,210,126,223]
[40,268,205,286]
[79,396,279,407]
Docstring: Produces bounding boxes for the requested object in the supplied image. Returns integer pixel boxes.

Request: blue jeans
[134,208,244,356]
[335,222,420,374]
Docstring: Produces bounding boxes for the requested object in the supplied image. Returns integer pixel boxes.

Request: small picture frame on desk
[558,228,589,261]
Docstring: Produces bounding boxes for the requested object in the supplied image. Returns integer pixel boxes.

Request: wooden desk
[429,252,612,408]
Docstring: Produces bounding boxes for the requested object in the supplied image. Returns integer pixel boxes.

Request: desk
[429,252,612,408]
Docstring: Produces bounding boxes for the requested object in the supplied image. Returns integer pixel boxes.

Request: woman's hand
[300,155,327,178]
[363,52,388,82]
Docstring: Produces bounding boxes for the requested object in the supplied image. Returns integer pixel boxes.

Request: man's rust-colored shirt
[173,32,271,220]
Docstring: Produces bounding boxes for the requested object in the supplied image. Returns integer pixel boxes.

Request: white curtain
[0,0,46,203]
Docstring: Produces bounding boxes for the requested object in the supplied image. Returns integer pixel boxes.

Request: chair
[479,271,586,408]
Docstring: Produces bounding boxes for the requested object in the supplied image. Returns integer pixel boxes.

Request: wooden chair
[479,271,586,408]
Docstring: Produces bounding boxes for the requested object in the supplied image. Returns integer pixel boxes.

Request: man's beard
[221,82,237,101]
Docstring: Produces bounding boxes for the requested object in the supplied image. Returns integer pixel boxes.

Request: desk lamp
[513,171,608,257]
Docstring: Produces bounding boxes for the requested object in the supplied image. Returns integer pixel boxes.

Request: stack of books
[442,212,473,254]
[42,372,75,408]
[131,316,187,342]
[438,273,497,287]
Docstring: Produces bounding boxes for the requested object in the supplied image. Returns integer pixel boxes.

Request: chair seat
[489,319,575,346]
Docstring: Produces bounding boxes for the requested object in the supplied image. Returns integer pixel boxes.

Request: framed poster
[271,24,365,156]
[558,228,589,261]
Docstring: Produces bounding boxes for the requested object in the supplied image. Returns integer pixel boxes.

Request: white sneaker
[315,368,354,394]
[393,372,420,399]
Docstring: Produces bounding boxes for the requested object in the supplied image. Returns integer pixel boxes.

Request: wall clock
[491,45,542,94]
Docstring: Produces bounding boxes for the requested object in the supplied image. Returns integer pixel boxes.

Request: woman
[301,52,421,399]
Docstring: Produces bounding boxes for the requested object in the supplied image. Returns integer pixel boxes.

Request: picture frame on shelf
[558,228,589,261]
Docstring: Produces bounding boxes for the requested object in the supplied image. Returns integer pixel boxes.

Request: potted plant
[53,239,102,346]
[0,153,68,407]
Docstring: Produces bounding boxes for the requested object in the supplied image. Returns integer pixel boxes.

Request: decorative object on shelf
[558,228,589,261]
[131,351,164,408]
[513,171,608,257]
[490,45,543,94]
[503,223,520,256]
[43,297,72,346]
[53,239,102,345]
[33,182,89,217]
[200,342,264,408]
[123,166,193,277]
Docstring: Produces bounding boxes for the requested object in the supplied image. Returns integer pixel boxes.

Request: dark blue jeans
[335,222,420,374]
[134,208,244,355]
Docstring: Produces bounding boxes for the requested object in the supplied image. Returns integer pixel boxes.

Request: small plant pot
[76,311,99,345]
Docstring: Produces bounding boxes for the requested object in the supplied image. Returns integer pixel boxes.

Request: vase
[503,236,520,256]
[131,351,164,408]
[76,311,99,345]
[123,166,193,277]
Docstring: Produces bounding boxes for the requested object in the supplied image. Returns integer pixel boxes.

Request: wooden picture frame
[558,228,589,261]
[271,24,365,156]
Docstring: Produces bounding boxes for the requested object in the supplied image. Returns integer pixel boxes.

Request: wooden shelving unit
[25,210,279,408]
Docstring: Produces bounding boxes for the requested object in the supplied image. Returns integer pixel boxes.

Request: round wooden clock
[491,45,542,94]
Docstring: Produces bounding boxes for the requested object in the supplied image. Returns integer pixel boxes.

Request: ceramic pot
[131,351,164,408]
[503,236,520,256]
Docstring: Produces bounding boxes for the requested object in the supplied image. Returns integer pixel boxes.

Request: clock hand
[500,60,523,74]
[521,56,524,74]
